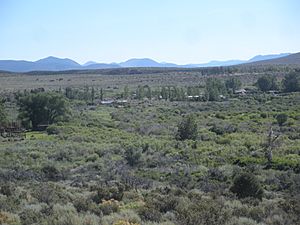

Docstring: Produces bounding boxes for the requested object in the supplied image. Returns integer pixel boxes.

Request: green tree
[0,99,6,125]
[83,86,90,101]
[100,88,104,101]
[144,85,152,99]
[276,113,288,126]
[124,146,142,166]
[136,86,144,100]
[18,92,70,129]
[65,87,74,99]
[176,114,198,140]
[256,75,278,92]
[123,85,130,99]
[205,78,226,101]
[91,87,95,103]
[230,172,264,199]
[282,71,300,92]
[161,86,168,100]
[225,77,242,93]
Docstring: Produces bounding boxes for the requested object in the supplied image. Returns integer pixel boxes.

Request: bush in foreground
[230,173,263,200]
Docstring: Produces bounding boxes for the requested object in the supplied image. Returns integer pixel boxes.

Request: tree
[136,86,144,100]
[176,114,198,140]
[18,92,70,129]
[144,85,152,99]
[225,77,242,93]
[0,99,6,125]
[256,75,278,92]
[123,86,130,99]
[161,86,168,100]
[205,78,226,101]
[65,87,74,99]
[230,172,263,199]
[264,127,280,164]
[83,86,90,101]
[125,146,142,166]
[282,71,300,92]
[91,87,95,103]
[276,113,288,126]
[100,88,104,101]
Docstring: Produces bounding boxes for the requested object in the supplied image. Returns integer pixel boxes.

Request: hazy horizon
[1,0,300,64]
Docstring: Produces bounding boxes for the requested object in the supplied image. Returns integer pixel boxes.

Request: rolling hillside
[244,52,300,65]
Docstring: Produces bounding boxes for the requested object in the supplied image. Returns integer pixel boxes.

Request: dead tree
[264,127,280,164]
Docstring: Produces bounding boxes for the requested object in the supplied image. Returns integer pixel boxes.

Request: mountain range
[0,53,297,73]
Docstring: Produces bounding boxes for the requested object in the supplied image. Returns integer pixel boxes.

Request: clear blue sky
[1,0,300,64]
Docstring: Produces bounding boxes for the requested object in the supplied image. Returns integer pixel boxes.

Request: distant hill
[248,53,291,63]
[0,53,296,72]
[189,60,245,67]
[194,53,292,67]
[83,61,98,66]
[34,56,81,71]
[0,56,81,72]
[83,63,121,69]
[244,52,300,66]
[119,58,163,67]
[0,60,35,73]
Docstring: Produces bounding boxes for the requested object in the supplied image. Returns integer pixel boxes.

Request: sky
[0,0,300,64]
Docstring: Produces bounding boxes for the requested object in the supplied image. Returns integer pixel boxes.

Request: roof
[235,89,247,94]
[100,100,114,104]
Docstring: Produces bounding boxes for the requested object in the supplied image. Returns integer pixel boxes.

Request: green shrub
[0,183,15,196]
[0,211,21,225]
[175,197,230,225]
[46,125,60,135]
[42,165,61,181]
[227,216,263,225]
[48,203,101,225]
[176,114,198,140]
[101,209,141,225]
[93,185,124,203]
[276,113,288,126]
[230,173,263,200]
[124,147,142,166]
[19,205,46,225]
[99,199,120,215]
[210,123,237,135]
[138,206,162,222]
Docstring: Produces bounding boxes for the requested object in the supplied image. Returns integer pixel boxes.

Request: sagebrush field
[0,67,300,225]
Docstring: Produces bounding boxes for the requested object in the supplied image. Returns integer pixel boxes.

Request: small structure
[187,95,201,101]
[36,124,49,131]
[267,90,279,96]
[219,95,226,100]
[234,89,247,95]
[187,95,200,99]
[115,100,128,107]
[99,99,128,107]
[100,100,114,105]
[116,100,128,104]
[0,122,26,140]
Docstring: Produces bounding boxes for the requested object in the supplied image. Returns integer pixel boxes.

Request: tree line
[0,70,299,130]
[256,70,300,92]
